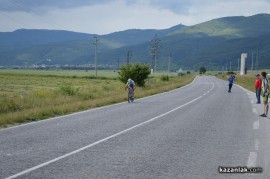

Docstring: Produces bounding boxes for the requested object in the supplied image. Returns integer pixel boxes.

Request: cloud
[46,0,182,34]
[0,0,270,34]
[144,0,270,25]
[0,0,113,11]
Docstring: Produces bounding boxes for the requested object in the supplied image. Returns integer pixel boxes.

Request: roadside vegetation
[0,69,195,127]
[217,74,261,92]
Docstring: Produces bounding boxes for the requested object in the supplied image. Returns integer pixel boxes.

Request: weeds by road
[217,74,257,92]
[0,70,195,127]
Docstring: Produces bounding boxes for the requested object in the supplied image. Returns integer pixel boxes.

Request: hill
[0,24,185,66]
[161,13,270,70]
[0,14,270,70]
[101,14,270,70]
[171,13,270,38]
[0,29,93,52]
[113,13,270,70]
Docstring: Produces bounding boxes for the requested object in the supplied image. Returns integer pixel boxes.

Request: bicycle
[128,88,134,103]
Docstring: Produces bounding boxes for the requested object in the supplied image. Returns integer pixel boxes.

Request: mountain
[111,13,270,70]
[101,24,185,47]
[0,29,94,52]
[171,13,270,38]
[0,24,185,66]
[0,14,270,70]
[161,13,270,70]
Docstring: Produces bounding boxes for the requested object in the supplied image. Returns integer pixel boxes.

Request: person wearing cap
[254,74,262,104]
[260,72,269,117]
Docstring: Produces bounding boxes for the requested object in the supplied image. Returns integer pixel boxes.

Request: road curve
[0,76,270,179]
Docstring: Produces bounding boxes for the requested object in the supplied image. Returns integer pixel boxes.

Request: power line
[7,0,65,30]
[0,11,32,29]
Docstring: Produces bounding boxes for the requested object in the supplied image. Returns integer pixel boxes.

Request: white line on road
[253,121,260,130]
[1,76,199,132]
[5,79,215,179]
[247,152,257,168]
[252,108,258,115]
[254,139,259,151]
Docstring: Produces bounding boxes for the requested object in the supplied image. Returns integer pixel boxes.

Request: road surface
[1,76,270,179]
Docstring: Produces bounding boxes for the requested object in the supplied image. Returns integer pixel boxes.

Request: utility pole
[168,52,172,73]
[150,34,161,73]
[238,58,240,74]
[127,50,132,65]
[256,49,259,73]
[251,52,254,75]
[93,36,99,76]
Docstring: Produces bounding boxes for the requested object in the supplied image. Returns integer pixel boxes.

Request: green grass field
[0,69,195,127]
[0,69,119,78]
[217,74,268,92]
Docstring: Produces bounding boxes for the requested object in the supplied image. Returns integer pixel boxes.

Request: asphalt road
[1,76,270,179]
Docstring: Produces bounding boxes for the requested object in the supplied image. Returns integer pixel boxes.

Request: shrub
[161,75,169,81]
[199,67,206,74]
[60,85,76,96]
[187,71,191,74]
[118,63,151,87]
[226,71,236,75]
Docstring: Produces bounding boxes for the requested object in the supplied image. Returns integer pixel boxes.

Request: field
[0,69,119,78]
[0,69,195,127]
[217,73,270,92]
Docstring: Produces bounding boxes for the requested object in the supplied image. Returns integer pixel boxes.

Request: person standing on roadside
[260,72,269,117]
[228,75,235,93]
[254,74,262,104]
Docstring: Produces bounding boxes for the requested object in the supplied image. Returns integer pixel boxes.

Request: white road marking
[247,152,257,167]
[253,121,260,130]
[254,139,259,151]
[252,108,258,114]
[5,79,215,179]
[232,83,261,171]
[1,76,199,131]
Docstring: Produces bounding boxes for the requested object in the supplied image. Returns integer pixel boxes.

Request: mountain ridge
[0,13,270,70]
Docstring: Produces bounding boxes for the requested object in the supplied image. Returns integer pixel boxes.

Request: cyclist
[125,78,135,102]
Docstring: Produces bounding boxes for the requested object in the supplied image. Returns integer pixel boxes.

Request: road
[0,76,270,179]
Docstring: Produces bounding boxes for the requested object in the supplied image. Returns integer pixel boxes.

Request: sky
[1,0,270,35]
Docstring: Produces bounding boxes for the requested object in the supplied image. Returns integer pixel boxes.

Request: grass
[217,74,263,92]
[0,69,119,78]
[0,69,195,127]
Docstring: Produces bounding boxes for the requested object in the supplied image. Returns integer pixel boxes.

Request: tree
[199,66,207,74]
[119,64,151,87]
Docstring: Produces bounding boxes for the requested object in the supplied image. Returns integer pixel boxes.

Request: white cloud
[0,0,270,34]
[46,0,182,34]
